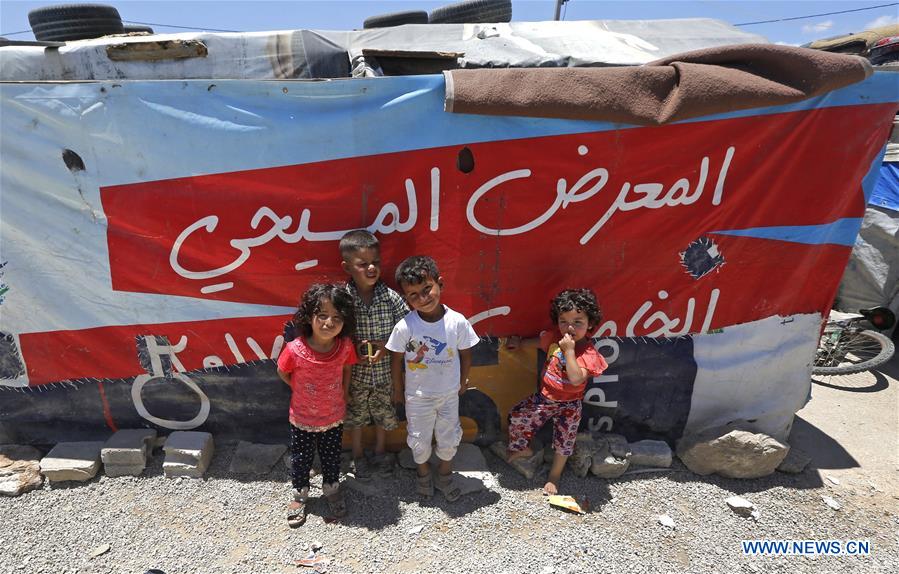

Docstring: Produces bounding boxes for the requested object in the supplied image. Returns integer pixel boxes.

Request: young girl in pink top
[277,283,358,527]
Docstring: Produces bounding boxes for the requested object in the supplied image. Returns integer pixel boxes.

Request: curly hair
[292,283,356,339]
[550,288,602,327]
[395,255,440,287]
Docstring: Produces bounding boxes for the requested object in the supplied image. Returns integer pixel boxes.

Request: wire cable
[735,2,899,27]
[123,20,239,33]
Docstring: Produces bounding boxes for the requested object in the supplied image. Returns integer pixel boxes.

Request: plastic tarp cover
[0,19,766,81]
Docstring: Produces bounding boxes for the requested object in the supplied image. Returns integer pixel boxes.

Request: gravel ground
[4,441,897,574]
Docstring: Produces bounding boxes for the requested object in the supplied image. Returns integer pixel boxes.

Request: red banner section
[19,315,288,386]
[15,103,886,386]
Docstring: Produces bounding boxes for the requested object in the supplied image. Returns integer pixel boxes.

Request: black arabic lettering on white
[466,146,735,244]
[169,169,439,283]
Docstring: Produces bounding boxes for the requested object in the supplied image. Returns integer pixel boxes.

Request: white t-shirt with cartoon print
[386,306,480,398]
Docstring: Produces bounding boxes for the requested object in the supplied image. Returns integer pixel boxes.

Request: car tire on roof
[28,4,124,42]
[363,10,429,29]
[429,0,512,24]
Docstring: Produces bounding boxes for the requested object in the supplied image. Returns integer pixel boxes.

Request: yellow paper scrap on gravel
[548,495,585,514]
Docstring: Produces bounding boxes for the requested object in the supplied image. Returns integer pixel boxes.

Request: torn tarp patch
[680,236,724,280]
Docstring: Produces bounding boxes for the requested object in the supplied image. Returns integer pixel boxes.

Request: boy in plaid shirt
[340,230,409,479]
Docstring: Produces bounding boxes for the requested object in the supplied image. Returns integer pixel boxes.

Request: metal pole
[554,0,565,21]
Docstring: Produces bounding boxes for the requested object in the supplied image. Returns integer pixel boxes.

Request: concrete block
[163,431,213,458]
[102,429,157,466]
[40,442,104,482]
[163,432,213,478]
[104,464,146,477]
[163,459,210,478]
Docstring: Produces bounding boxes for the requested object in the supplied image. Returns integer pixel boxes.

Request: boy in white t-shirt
[386,255,480,502]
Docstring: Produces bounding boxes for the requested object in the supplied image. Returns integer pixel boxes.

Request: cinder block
[163,432,214,478]
[101,429,157,466]
[40,442,104,482]
[163,431,213,458]
[104,464,146,477]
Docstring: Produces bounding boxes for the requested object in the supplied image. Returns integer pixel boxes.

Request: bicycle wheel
[812,328,895,376]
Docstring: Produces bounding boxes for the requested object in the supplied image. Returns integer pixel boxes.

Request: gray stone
[822,496,841,511]
[777,445,811,474]
[509,449,544,480]
[489,440,543,480]
[588,434,630,478]
[676,426,789,479]
[0,445,44,496]
[102,429,157,466]
[163,432,214,478]
[450,443,488,472]
[567,433,594,478]
[629,440,673,468]
[725,495,756,517]
[598,434,631,459]
[590,454,630,478]
[40,442,104,482]
[397,444,494,490]
[658,514,676,529]
[228,441,287,475]
[104,464,146,477]
[454,472,488,495]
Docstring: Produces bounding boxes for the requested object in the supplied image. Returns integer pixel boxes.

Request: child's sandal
[435,473,462,503]
[287,500,307,528]
[416,472,434,498]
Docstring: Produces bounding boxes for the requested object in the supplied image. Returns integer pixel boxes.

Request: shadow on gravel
[788,415,858,474]
[481,448,614,514]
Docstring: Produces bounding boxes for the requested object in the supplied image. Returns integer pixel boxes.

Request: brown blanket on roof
[444,44,873,125]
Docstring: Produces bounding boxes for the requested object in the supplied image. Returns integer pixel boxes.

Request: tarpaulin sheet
[0,19,766,82]
[1,71,897,444]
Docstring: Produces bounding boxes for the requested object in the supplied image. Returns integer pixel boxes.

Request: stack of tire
[29,3,125,42]
[363,0,512,29]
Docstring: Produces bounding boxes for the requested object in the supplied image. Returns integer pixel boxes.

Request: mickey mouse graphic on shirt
[405,339,430,370]
[405,335,454,370]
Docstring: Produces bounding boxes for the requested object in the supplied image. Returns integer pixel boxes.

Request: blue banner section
[869,162,899,211]
[7,72,896,186]
[709,218,863,247]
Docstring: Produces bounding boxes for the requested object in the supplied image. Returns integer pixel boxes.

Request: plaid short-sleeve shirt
[346,280,409,387]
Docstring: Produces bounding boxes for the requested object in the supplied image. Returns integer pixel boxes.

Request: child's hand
[559,333,576,353]
[361,340,386,364]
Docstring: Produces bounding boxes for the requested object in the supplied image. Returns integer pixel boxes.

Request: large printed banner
[1,74,897,443]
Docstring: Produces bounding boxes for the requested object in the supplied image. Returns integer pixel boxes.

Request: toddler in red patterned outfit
[507,288,608,495]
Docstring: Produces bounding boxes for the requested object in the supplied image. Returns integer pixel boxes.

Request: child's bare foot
[507,447,533,462]
[542,480,559,496]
